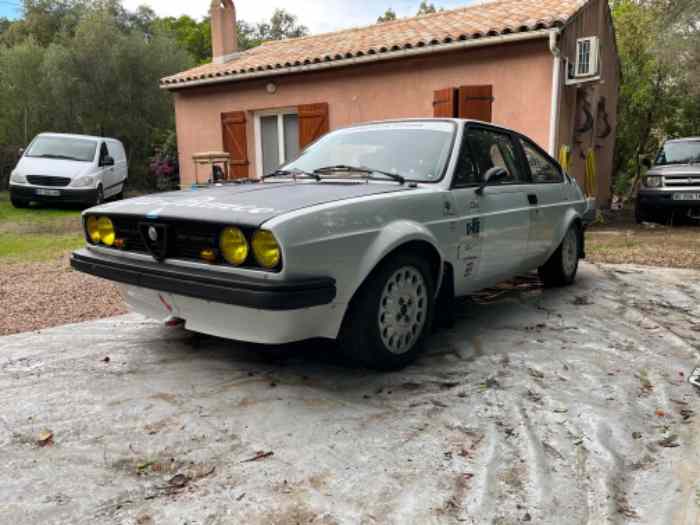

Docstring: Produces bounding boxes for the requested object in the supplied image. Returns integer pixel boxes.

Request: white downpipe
[548,30,562,156]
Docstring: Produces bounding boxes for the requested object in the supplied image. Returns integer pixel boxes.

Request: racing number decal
[459,218,482,278]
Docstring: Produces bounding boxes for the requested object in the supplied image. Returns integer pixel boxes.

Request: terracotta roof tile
[161,0,587,89]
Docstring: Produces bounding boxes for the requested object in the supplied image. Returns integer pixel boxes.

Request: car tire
[538,224,580,288]
[115,182,126,201]
[635,200,663,225]
[92,185,104,207]
[338,253,435,371]
[10,196,29,208]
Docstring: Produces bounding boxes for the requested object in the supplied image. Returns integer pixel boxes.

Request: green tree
[377,8,397,23]
[417,2,438,15]
[254,9,308,42]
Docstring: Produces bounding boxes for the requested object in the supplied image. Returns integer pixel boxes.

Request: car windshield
[26,136,97,162]
[282,121,456,182]
[655,140,700,166]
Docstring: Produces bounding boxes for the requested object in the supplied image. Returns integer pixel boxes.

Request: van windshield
[26,136,97,162]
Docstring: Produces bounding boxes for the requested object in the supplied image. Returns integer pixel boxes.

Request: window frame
[456,123,530,188]
[253,107,299,179]
[516,135,565,185]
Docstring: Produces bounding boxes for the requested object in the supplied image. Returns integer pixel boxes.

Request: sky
[124,0,475,34]
[0,0,477,33]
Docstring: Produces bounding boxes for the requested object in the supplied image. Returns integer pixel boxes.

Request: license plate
[36,189,60,197]
[673,193,700,201]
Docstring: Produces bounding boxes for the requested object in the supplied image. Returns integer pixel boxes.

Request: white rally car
[72,119,591,369]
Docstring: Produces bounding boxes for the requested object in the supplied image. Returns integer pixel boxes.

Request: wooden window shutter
[221,111,249,179]
[458,85,494,122]
[298,103,330,149]
[433,88,457,118]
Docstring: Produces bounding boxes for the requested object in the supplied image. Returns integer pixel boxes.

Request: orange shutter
[433,88,457,118]
[221,111,249,179]
[458,85,493,122]
[298,103,330,149]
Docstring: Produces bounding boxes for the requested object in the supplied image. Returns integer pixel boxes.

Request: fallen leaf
[658,435,680,448]
[102,356,110,363]
[37,431,53,447]
[528,368,545,379]
[168,473,189,488]
[655,409,666,417]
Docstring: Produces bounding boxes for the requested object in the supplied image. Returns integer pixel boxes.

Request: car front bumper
[10,184,97,204]
[70,249,337,311]
[638,189,700,210]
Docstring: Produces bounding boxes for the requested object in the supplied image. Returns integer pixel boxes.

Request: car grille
[26,175,72,187]
[664,174,700,187]
[111,217,231,263]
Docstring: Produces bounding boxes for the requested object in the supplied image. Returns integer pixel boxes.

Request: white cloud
[122,0,472,34]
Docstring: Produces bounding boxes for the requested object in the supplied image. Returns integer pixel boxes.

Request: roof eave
[160,28,557,91]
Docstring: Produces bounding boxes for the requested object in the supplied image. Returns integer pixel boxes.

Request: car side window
[520,139,563,183]
[466,128,523,184]
[452,132,479,187]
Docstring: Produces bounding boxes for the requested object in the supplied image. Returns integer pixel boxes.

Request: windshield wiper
[313,165,406,185]
[35,154,83,161]
[262,168,321,182]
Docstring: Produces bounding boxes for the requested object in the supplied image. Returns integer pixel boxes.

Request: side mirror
[476,166,509,195]
[17,147,24,159]
[101,155,115,167]
[641,157,652,169]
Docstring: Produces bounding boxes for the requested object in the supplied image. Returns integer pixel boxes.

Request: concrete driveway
[1,263,699,525]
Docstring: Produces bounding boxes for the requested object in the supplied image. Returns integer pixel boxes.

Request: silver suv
[637,137,700,223]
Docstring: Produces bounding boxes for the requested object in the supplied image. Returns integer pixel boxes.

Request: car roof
[666,137,700,143]
[349,118,519,135]
[36,132,121,143]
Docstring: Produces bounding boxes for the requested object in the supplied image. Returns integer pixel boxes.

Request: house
[161,0,620,204]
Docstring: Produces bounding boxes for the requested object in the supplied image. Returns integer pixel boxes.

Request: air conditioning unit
[573,37,599,78]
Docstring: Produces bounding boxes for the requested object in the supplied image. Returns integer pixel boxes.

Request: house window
[255,110,300,177]
[575,37,599,78]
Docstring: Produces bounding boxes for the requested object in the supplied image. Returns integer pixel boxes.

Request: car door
[99,142,117,195]
[451,125,531,293]
[517,137,567,265]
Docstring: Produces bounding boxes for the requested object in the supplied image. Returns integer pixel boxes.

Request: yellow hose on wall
[585,148,597,198]
[558,145,571,173]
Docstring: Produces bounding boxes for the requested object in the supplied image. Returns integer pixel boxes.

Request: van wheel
[11,196,29,208]
[115,182,126,200]
[338,253,435,370]
[538,224,580,287]
[92,185,104,207]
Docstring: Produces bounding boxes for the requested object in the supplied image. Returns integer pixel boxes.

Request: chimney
[211,0,238,64]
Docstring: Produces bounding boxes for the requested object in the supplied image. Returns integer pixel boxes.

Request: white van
[8,133,128,208]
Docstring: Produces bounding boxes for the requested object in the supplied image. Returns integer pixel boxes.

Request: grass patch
[0,192,84,262]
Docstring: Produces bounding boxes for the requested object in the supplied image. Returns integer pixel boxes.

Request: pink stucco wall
[172,39,554,185]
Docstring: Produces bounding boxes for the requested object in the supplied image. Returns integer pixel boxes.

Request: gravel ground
[1,263,700,524]
[0,256,127,336]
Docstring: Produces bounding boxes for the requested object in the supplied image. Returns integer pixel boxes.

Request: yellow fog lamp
[86,216,100,244]
[97,216,116,246]
[252,230,281,269]
[200,248,217,263]
[219,226,249,266]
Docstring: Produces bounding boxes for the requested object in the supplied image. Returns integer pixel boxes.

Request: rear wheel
[538,224,580,287]
[338,253,435,370]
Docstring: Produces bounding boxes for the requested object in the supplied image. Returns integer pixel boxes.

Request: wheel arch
[345,221,445,308]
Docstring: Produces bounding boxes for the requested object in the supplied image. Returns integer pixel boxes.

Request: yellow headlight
[86,216,100,244]
[219,226,249,266]
[97,216,115,246]
[252,230,281,269]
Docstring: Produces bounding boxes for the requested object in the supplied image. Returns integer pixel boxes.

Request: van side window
[466,128,523,183]
[100,143,111,165]
[519,138,563,183]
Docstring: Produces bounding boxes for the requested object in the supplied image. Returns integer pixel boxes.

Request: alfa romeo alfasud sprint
[72,119,590,369]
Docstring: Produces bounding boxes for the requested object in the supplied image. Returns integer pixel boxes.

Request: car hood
[648,164,700,176]
[16,157,93,178]
[89,182,415,227]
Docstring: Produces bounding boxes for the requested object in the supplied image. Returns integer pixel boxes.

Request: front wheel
[11,196,29,208]
[338,253,435,370]
[538,224,580,287]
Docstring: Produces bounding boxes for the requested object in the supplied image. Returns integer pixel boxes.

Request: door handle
[527,194,538,205]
